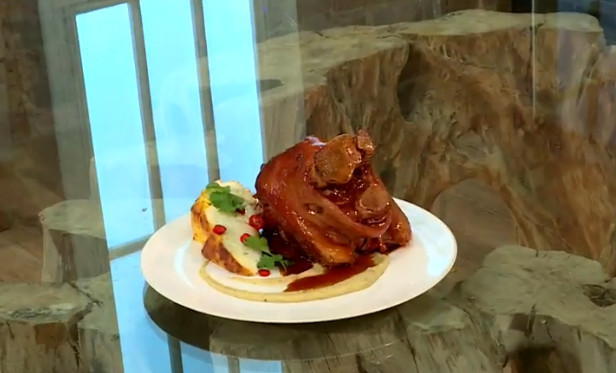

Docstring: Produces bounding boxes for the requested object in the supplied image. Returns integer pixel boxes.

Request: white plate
[140,198,457,323]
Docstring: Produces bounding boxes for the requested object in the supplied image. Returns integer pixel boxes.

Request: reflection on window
[76,4,154,248]
[0,88,10,161]
[110,251,171,372]
[141,0,209,222]
[240,358,283,372]
[180,343,226,372]
[77,0,266,249]
[203,0,264,190]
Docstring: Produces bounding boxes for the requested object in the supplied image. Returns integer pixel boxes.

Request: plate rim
[140,198,457,323]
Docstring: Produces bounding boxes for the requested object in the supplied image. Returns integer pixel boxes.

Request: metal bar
[167,336,185,373]
[128,0,166,228]
[251,0,268,43]
[108,237,148,260]
[228,356,241,373]
[67,8,98,199]
[70,0,126,14]
[248,0,274,161]
[191,0,221,182]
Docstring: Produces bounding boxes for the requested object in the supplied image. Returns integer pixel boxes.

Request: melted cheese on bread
[191,180,261,275]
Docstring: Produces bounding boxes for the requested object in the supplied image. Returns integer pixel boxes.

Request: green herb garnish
[206,182,245,214]
[244,236,293,270]
[258,254,291,270]
[243,236,270,254]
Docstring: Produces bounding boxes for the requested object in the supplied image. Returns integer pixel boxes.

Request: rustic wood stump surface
[0,274,122,373]
[145,245,616,373]
[39,200,109,283]
[38,199,167,282]
[253,9,616,275]
[3,245,614,372]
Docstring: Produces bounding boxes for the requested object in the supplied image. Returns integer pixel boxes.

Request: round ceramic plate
[140,198,457,323]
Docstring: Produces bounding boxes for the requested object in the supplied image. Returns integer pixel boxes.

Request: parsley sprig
[206,182,245,214]
[243,236,293,270]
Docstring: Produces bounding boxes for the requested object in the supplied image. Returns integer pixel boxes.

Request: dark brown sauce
[284,255,375,292]
[281,258,313,275]
[261,208,385,290]
[387,243,404,254]
[263,228,315,275]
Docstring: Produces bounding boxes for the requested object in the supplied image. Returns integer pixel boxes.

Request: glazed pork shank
[255,130,412,267]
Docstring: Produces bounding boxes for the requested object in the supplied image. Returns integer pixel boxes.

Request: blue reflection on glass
[240,358,283,372]
[141,0,209,222]
[76,4,154,248]
[202,0,264,191]
[111,251,171,372]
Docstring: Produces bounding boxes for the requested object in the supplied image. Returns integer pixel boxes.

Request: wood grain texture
[37,198,170,282]
[255,10,616,275]
[39,200,109,282]
[431,179,516,292]
[144,245,616,372]
[0,227,43,283]
[0,0,64,225]
[73,274,123,373]
[261,0,511,40]
[0,276,122,373]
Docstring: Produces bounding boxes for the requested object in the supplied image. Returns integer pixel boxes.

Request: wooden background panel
[0,0,64,227]
[257,0,511,40]
[256,10,616,274]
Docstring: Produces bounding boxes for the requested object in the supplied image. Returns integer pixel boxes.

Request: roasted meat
[255,130,412,267]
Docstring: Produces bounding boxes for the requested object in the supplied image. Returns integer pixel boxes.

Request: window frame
[38,0,224,255]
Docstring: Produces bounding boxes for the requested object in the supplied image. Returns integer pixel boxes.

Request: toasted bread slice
[191,181,262,275]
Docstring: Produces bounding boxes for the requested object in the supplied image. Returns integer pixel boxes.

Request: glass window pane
[203,0,264,191]
[6,0,616,371]
[76,4,154,248]
[111,251,171,372]
[141,0,209,222]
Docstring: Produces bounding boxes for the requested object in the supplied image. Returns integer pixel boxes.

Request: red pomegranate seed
[240,233,251,243]
[212,225,226,235]
[236,208,245,215]
[258,269,270,277]
[249,214,265,230]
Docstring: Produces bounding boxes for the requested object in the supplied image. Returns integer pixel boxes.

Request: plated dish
[191,131,412,302]
[141,131,457,322]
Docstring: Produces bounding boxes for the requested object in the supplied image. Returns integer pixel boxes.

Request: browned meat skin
[356,184,391,221]
[311,134,362,187]
[255,130,412,267]
[382,201,412,246]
